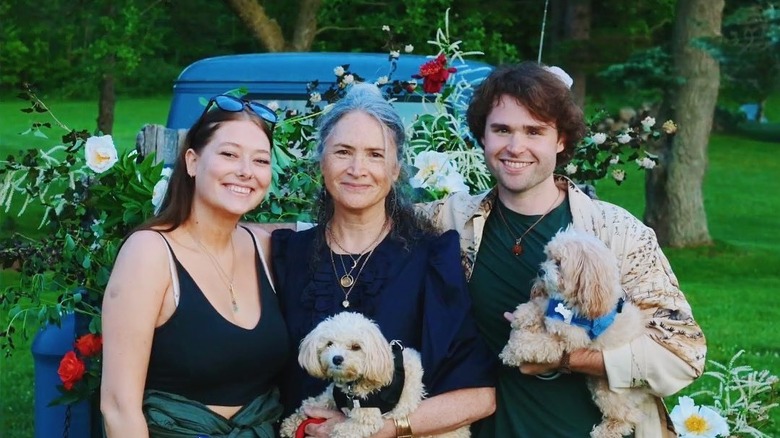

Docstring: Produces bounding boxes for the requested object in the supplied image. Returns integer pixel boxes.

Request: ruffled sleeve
[420,230,496,396]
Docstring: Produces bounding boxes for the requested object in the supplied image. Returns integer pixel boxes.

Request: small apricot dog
[280,311,469,438]
[499,228,650,438]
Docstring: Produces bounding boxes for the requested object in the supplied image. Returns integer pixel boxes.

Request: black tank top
[145,227,290,406]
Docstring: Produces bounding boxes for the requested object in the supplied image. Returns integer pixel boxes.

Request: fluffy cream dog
[499,228,650,438]
[280,311,469,438]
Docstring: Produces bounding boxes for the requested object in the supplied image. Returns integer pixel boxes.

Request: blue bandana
[545,297,625,340]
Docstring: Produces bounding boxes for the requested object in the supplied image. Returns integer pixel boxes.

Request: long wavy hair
[312,84,437,260]
[135,104,274,233]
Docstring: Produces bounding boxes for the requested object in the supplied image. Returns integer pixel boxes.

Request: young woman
[101,95,289,437]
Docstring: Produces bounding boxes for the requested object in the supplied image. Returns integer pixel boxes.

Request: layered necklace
[327,219,389,308]
[495,190,562,256]
[188,229,239,312]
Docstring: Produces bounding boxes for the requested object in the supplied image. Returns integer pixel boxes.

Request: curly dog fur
[280,312,469,438]
[499,228,650,438]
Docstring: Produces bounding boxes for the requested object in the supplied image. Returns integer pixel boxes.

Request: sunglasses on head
[203,95,278,130]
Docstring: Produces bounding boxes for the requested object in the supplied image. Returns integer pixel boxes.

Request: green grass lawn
[2,97,779,436]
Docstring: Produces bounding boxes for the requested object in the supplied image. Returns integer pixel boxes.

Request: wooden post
[135,124,187,165]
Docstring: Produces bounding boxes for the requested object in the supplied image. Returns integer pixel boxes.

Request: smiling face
[185,119,272,217]
[320,111,400,216]
[482,94,564,204]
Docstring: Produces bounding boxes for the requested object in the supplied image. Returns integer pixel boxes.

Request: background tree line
[1,0,777,248]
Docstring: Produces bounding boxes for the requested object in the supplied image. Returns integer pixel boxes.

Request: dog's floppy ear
[298,325,327,379]
[567,237,619,319]
[359,323,395,387]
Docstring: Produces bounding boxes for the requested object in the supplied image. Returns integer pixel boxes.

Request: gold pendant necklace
[495,190,561,256]
[188,228,239,312]
[327,219,389,308]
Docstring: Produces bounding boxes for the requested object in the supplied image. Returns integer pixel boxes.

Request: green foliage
[0,89,164,361]
[717,1,780,107]
[597,46,680,105]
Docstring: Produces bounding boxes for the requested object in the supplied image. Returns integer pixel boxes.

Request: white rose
[640,116,656,131]
[382,25,390,32]
[636,157,657,169]
[564,163,578,175]
[376,76,389,85]
[84,135,118,174]
[617,132,632,144]
[266,101,280,112]
[591,132,607,145]
[404,44,414,53]
[612,169,626,182]
[609,156,620,165]
[333,66,345,77]
[389,50,400,59]
[309,92,322,103]
[152,178,169,213]
[343,74,355,84]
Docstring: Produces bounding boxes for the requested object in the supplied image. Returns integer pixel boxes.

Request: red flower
[58,351,86,390]
[413,54,457,94]
[75,333,102,357]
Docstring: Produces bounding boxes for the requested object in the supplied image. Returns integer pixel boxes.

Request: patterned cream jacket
[419,176,707,438]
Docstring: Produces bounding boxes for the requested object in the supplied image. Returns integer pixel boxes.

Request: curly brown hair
[467,61,586,167]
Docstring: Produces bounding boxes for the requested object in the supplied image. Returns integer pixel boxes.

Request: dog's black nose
[537,267,545,277]
[332,355,344,366]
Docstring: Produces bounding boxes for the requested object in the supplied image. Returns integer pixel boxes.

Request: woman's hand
[302,406,346,437]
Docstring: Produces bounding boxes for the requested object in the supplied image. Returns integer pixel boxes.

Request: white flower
[376,76,389,85]
[591,132,607,145]
[636,157,657,169]
[640,116,656,131]
[543,66,573,89]
[333,66,345,77]
[669,396,729,438]
[410,151,456,189]
[437,171,469,194]
[612,169,625,182]
[266,101,280,112]
[404,44,414,53]
[564,163,578,175]
[151,178,169,213]
[389,50,400,59]
[381,25,390,32]
[309,92,322,103]
[609,156,620,165]
[84,135,118,174]
[617,132,632,144]
[343,74,355,84]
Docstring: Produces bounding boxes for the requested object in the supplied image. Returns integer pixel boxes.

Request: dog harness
[333,341,405,413]
[545,297,625,340]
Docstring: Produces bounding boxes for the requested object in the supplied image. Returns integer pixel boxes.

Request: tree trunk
[221,0,286,52]
[644,0,723,247]
[97,57,115,135]
[563,0,591,107]
[290,0,322,51]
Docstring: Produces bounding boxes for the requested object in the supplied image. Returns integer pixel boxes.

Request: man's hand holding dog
[503,311,607,377]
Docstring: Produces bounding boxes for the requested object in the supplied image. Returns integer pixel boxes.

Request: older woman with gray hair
[272,83,495,437]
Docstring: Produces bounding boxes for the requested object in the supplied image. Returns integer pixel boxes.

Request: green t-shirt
[469,197,604,437]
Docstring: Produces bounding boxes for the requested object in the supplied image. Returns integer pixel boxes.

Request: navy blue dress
[271,227,495,414]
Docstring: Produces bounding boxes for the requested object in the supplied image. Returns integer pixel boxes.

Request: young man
[418,62,706,437]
